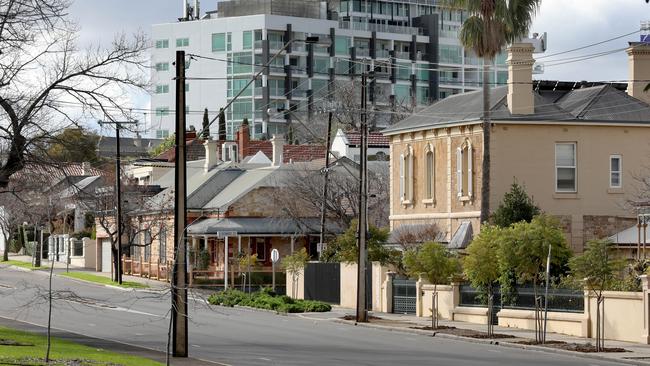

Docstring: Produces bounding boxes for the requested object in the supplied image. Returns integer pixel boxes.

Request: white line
[63,299,163,318]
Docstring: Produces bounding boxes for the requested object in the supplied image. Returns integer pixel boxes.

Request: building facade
[384,41,650,252]
[150,0,513,140]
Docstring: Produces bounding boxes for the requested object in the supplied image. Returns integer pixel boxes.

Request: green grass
[59,272,149,289]
[0,260,43,270]
[0,326,163,365]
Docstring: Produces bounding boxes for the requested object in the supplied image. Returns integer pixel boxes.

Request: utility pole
[172,50,189,358]
[98,118,137,285]
[356,70,369,323]
[319,105,335,251]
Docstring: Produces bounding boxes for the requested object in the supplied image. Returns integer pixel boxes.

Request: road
[0,266,629,366]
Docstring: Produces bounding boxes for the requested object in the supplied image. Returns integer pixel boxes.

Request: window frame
[457,139,473,200]
[423,144,435,203]
[158,226,167,262]
[176,38,189,47]
[610,154,622,189]
[400,145,413,205]
[212,33,226,52]
[555,142,577,193]
[255,238,266,261]
[155,39,169,49]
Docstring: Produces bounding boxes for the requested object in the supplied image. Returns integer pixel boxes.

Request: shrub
[207,289,331,313]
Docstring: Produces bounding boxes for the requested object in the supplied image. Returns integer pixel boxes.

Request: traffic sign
[271,248,280,263]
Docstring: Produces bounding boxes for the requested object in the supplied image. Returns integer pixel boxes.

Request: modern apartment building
[149,0,514,140]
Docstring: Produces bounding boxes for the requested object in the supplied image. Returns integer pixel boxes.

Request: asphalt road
[0,266,630,366]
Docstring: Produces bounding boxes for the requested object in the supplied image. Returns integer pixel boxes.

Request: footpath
[303,306,650,365]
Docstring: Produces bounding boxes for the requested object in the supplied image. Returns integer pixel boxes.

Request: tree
[463,225,502,336]
[448,0,541,223]
[45,128,100,164]
[321,219,398,265]
[201,108,210,139]
[0,0,148,187]
[491,181,540,227]
[149,134,175,157]
[404,241,460,329]
[282,248,310,298]
[498,214,571,342]
[568,239,624,352]
[218,108,226,141]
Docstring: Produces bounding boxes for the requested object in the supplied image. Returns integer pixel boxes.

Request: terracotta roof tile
[345,131,390,147]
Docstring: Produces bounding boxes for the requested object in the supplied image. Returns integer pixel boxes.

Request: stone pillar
[416,275,424,317]
[641,275,650,344]
[382,272,395,313]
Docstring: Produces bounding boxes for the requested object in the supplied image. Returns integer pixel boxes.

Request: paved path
[0,264,636,366]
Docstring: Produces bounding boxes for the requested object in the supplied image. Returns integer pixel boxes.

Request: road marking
[192,344,201,348]
[0,283,13,289]
[63,299,162,318]
[88,323,96,327]
[257,357,271,361]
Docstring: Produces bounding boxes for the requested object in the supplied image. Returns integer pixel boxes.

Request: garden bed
[208,289,331,313]
[516,340,627,353]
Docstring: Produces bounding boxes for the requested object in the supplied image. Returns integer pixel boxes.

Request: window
[156,129,170,139]
[158,227,167,262]
[255,238,266,261]
[243,31,253,50]
[176,38,189,47]
[144,230,152,261]
[610,155,622,188]
[555,143,576,192]
[155,62,169,72]
[230,52,252,74]
[131,234,140,260]
[155,107,170,116]
[212,33,226,52]
[185,82,190,92]
[425,145,435,201]
[155,39,169,49]
[456,140,473,199]
[155,84,169,94]
[335,36,351,55]
[399,145,413,204]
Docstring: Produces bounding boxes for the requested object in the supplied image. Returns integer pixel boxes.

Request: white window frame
[400,145,413,205]
[555,142,577,193]
[457,140,473,200]
[176,37,189,47]
[610,154,622,189]
[155,39,169,49]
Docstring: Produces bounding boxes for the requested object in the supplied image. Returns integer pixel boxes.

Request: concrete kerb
[332,318,649,366]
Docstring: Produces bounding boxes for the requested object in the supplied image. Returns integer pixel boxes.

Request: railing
[338,20,424,36]
[459,284,584,313]
[122,256,172,282]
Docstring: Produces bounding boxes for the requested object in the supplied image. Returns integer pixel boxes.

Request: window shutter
[456,147,462,197]
[467,145,473,198]
[408,154,413,202]
[399,154,405,201]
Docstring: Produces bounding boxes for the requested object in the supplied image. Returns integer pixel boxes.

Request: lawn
[59,272,149,289]
[0,326,163,365]
[0,260,43,270]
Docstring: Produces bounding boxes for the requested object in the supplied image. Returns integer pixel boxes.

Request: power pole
[356,71,369,323]
[172,50,189,358]
[98,119,137,285]
[319,107,334,251]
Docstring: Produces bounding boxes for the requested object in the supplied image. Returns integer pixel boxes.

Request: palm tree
[445,0,541,223]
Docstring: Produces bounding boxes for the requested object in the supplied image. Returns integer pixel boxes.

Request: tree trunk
[480,61,491,223]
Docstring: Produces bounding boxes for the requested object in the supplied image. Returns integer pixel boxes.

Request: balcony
[338,20,424,36]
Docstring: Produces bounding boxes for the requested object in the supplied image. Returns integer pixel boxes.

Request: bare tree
[0,0,148,187]
[93,176,169,283]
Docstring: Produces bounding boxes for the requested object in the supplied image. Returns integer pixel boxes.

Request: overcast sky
[69,0,649,133]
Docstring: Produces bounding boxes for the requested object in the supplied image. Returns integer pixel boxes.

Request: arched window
[424,144,435,202]
[400,145,413,204]
[456,139,473,199]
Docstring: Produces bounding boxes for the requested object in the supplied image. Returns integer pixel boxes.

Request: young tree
[404,242,460,329]
[491,181,540,227]
[447,0,541,223]
[282,248,310,298]
[0,0,148,187]
[45,128,100,164]
[321,219,397,265]
[464,225,502,336]
[498,214,571,342]
[568,239,624,352]
[201,108,210,140]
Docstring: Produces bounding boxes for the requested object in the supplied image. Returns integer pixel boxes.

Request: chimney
[182,0,188,20]
[194,0,200,19]
[271,135,284,166]
[81,162,91,176]
[626,43,650,105]
[237,122,250,160]
[506,43,535,115]
[203,138,219,172]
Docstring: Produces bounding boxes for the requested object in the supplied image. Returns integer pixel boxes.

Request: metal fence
[459,284,584,313]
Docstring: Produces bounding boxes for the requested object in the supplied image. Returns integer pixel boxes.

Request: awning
[608,224,650,246]
[187,217,341,236]
[448,221,473,250]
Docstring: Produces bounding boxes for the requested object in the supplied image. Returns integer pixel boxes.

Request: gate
[304,262,340,304]
[392,278,416,314]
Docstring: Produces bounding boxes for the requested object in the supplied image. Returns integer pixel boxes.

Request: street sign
[217,231,237,239]
[271,248,280,263]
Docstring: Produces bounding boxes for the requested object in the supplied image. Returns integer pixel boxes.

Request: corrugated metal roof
[448,221,473,250]
[202,168,277,210]
[187,217,336,236]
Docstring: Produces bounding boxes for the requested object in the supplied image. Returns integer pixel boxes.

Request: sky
[68,0,650,133]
